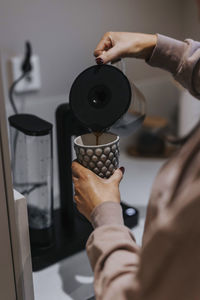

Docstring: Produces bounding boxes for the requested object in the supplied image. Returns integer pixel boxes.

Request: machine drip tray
[31,202,139,272]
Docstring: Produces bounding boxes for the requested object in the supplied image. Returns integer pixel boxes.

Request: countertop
[33,152,165,300]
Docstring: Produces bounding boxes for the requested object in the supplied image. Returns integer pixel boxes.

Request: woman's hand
[72,161,124,222]
[94,32,157,64]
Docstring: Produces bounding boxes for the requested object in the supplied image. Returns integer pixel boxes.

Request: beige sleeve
[87,202,141,300]
[87,195,200,300]
[147,34,200,98]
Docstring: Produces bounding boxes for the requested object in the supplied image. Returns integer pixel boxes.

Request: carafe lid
[9,114,52,136]
[69,64,131,132]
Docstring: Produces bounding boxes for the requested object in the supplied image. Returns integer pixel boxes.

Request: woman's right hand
[94,32,157,64]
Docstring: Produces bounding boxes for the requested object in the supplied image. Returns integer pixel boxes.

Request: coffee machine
[29,104,139,271]
[13,64,144,271]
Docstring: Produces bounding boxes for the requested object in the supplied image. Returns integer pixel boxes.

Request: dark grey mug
[74,132,120,178]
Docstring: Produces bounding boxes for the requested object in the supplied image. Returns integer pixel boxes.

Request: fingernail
[96,57,104,65]
[119,166,125,174]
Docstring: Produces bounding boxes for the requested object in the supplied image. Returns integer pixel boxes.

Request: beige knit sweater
[86,34,200,300]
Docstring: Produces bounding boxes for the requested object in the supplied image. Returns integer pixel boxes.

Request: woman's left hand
[72,161,124,221]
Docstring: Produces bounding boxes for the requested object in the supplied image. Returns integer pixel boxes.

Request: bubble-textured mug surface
[74,133,120,178]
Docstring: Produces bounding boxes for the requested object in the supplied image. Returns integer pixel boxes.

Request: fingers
[97,45,122,64]
[72,161,95,180]
[71,161,87,178]
[108,167,125,185]
[94,33,113,57]
[94,32,122,64]
[72,175,78,182]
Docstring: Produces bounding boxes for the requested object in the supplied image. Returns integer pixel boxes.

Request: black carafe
[69,63,145,135]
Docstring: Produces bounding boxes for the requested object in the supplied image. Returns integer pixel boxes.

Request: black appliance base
[31,203,139,272]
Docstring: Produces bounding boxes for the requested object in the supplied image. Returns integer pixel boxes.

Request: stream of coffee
[94,132,102,145]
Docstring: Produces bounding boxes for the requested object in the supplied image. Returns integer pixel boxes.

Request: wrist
[145,34,157,59]
[90,201,124,228]
[136,34,157,60]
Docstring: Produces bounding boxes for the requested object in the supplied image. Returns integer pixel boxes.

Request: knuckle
[71,161,76,167]
[74,195,78,202]
[75,195,81,206]
[74,186,80,194]
[85,172,91,180]
[103,31,111,40]
[71,163,77,172]
[73,179,78,186]
[82,170,91,180]
[106,31,112,36]
[72,175,77,182]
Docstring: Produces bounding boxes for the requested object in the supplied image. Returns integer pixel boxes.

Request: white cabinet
[0,143,17,300]
[0,55,34,300]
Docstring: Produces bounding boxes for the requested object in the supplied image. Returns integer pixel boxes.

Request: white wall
[1,0,183,99]
[182,0,200,40]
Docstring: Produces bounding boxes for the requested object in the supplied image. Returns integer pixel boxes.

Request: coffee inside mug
[74,132,119,146]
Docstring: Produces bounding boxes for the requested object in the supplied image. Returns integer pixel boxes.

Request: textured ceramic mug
[74,133,120,178]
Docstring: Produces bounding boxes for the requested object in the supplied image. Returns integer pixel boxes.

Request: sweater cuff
[90,202,124,228]
[147,34,187,75]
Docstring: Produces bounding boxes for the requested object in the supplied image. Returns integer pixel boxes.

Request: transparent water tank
[9,114,53,248]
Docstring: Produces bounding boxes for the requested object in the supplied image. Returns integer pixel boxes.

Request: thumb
[98,46,122,64]
[108,167,125,185]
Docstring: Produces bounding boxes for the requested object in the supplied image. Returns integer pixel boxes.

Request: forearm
[147,34,200,98]
[87,202,141,299]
